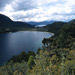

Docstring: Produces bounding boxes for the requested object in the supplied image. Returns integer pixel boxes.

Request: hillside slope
[0,14,34,29]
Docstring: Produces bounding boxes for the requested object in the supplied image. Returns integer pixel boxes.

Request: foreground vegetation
[0,20,75,75]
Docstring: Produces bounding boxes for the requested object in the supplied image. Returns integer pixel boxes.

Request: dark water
[0,31,52,65]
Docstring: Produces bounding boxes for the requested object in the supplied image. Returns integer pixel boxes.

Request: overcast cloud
[0,0,75,22]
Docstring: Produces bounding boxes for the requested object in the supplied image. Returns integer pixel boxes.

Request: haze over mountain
[27,21,55,26]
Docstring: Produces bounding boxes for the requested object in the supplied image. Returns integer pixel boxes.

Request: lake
[0,31,52,65]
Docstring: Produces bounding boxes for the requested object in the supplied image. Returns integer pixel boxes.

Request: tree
[27,56,35,70]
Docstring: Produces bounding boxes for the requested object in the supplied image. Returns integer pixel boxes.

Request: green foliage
[28,49,75,75]
[37,48,41,54]
[0,61,27,75]
[9,51,36,63]
[27,56,35,70]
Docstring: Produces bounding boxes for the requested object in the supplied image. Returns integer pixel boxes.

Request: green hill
[0,14,34,32]
[43,19,75,49]
[44,22,66,34]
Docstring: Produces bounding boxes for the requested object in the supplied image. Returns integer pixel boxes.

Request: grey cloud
[0,0,75,22]
[13,13,36,20]
[0,0,12,9]
[0,0,37,11]
[13,0,37,11]
[53,12,75,16]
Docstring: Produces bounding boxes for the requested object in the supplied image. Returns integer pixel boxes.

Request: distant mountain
[27,21,55,26]
[0,14,34,29]
[69,19,75,23]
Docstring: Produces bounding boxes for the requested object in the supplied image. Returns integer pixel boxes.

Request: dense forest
[0,19,75,75]
[0,14,34,33]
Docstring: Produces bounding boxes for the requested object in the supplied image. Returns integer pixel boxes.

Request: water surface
[0,31,52,65]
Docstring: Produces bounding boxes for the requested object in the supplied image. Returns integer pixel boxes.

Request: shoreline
[0,28,54,36]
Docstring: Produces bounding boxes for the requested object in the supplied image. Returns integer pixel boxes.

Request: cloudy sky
[0,0,75,22]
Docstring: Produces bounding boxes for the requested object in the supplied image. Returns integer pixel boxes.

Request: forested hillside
[44,22,66,34]
[0,14,34,33]
[0,19,75,75]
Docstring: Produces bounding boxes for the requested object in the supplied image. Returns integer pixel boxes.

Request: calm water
[0,31,52,65]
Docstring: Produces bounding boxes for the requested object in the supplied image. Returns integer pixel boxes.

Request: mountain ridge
[0,14,34,29]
